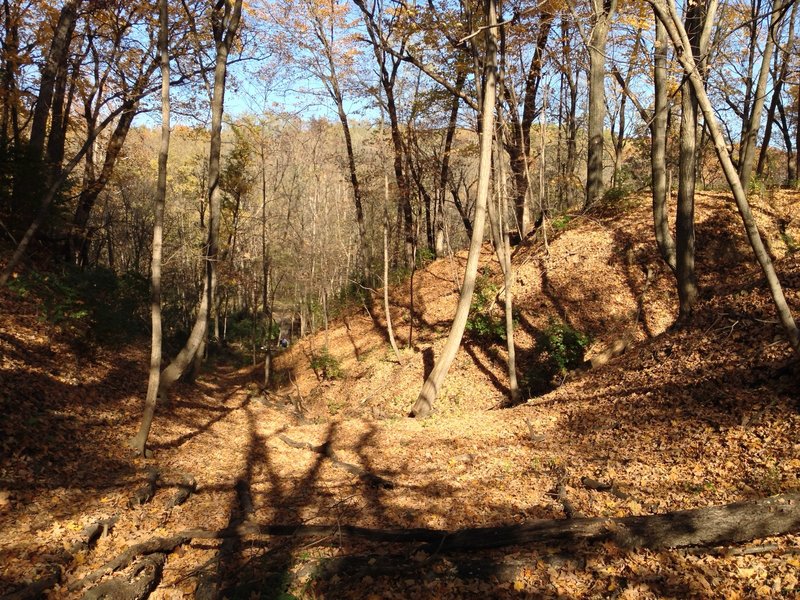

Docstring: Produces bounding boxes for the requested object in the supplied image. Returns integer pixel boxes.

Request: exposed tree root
[165,473,196,509]
[127,468,159,508]
[82,553,166,600]
[3,567,62,600]
[68,492,800,594]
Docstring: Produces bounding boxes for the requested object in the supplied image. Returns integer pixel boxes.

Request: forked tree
[155,0,243,398]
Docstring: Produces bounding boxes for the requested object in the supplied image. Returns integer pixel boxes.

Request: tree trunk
[675,0,709,320]
[411,0,498,418]
[130,0,170,457]
[651,0,800,352]
[489,132,520,405]
[585,0,617,208]
[756,1,796,180]
[71,104,138,264]
[384,175,402,363]
[27,0,80,159]
[158,0,243,395]
[652,16,676,272]
[436,71,466,257]
[738,0,786,187]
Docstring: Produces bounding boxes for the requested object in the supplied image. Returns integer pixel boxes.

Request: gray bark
[652,17,676,272]
[130,0,170,457]
[651,0,800,352]
[738,0,786,187]
[585,0,617,207]
[411,0,498,417]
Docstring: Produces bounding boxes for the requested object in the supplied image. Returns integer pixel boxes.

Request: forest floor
[1,190,800,599]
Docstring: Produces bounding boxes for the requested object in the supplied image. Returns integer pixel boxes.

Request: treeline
[1,0,800,438]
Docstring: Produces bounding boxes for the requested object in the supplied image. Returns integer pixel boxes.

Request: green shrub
[781,232,799,254]
[310,348,342,380]
[536,318,590,377]
[465,275,508,342]
[415,246,436,267]
[601,187,627,205]
[551,214,573,231]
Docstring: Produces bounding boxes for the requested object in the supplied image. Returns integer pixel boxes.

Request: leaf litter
[0,191,799,598]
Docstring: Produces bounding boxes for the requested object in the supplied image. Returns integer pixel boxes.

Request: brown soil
[1,191,799,598]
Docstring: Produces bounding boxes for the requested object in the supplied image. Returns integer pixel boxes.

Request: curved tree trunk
[158,0,243,396]
[411,0,498,418]
[130,0,170,457]
[651,0,800,352]
[489,131,520,405]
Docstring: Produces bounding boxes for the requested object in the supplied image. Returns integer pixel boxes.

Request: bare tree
[650,0,800,352]
[130,0,171,456]
[411,0,498,418]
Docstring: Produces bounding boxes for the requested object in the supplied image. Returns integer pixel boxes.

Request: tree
[585,0,618,208]
[650,0,800,352]
[738,0,787,188]
[354,0,415,268]
[157,0,243,397]
[674,0,715,320]
[130,0,171,457]
[411,0,498,418]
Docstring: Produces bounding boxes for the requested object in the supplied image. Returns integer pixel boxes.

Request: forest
[0,0,799,597]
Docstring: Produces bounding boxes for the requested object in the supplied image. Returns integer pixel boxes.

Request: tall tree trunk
[585,0,617,208]
[71,104,137,263]
[738,0,786,187]
[652,16,676,272]
[158,0,243,396]
[130,0,170,457]
[411,0,498,418]
[756,1,796,180]
[501,11,552,235]
[12,0,79,230]
[489,127,520,405]
[651,0,800,352]
[384,197,402,363]
[436,70,466,257]
[27,0,80,159]
[308,8,371,285]
[0,0,22,152]
[675,0,711,320]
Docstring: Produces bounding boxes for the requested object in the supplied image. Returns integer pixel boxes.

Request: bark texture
[411,0,498,418]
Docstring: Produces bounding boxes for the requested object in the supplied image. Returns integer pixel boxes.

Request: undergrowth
[465,274,507,342]
[7,265,148,344]
[310,348,343,380]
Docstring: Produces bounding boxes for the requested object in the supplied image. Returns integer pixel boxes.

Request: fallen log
[69,493,800,592]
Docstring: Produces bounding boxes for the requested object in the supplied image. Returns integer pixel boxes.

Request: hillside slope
[1,190,799,599]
